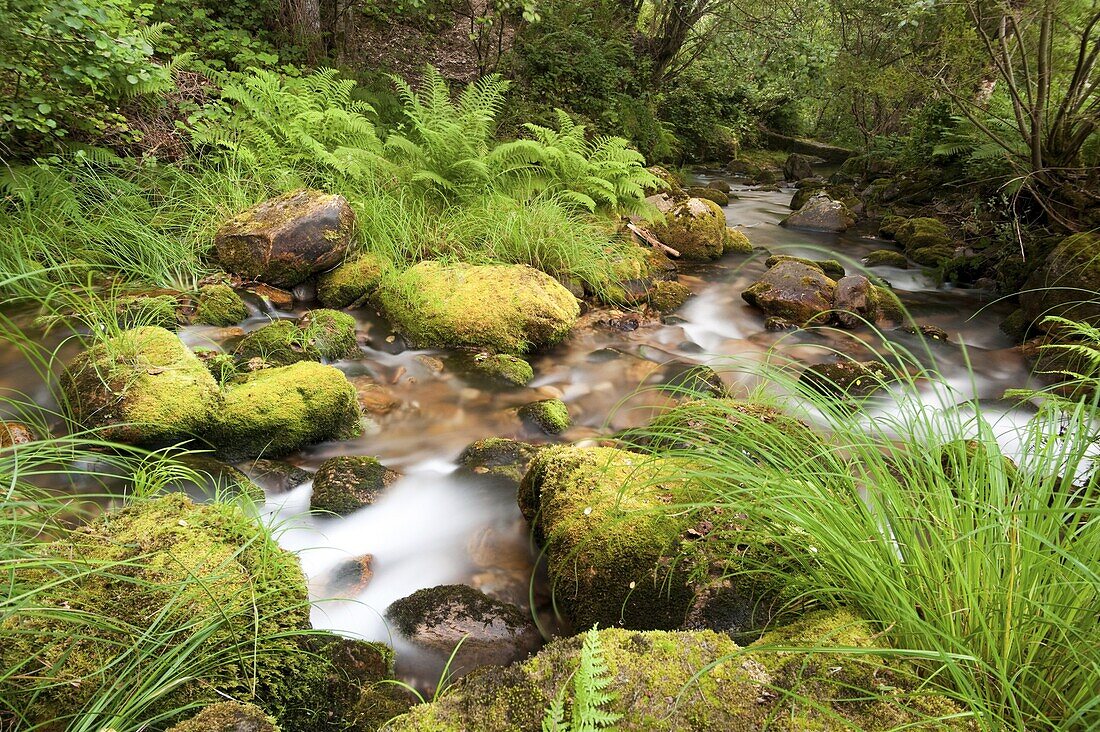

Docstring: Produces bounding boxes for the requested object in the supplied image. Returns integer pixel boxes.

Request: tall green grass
[624,332,1099,731]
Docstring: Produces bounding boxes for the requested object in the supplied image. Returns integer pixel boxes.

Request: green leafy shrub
[0,0,173,153]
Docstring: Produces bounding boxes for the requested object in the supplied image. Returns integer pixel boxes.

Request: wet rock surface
[310,455,401,515]
[781,194,855,232]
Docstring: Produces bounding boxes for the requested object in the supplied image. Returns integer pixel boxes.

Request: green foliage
[628,337,1100,731]
[148,0,286,73]
[0,0,173,153]
[541,625,621,732]
[191,67,385,184]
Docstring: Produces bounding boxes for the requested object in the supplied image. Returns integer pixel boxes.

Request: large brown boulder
[741,260,837,324]
[783,152,816,181]
[215,190,357,288]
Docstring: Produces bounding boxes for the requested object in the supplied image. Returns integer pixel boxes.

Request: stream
[0,172,1039,691]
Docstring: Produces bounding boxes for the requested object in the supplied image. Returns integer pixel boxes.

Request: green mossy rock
[741,260,837,325]
[764,254,845,278]
[1,494,324,728]
[893,217,955,266]
[597,246,678,306]
[235,310,359,366]
[518,398,570,435]
[632,398,817,453]
[723,227,753,255]
[384,609,970,731]
[317,253,387,309]
[456,438,543,492]
[686,186,729,205]
[213,362,362,459]
[648,280,692,312]
[193,284,249,327]
[310,455,401,515]
[1020,233,1100,327]
[167,702,279,732]
[879,215,906,238]
[60,326,220,445]
[377,262,580,355]
[468,352,535,387]
[863,249,909,268]
[801,360,894,399]
[650,198,727,261]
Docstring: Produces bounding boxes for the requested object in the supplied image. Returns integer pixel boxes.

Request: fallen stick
[627,222,680,258]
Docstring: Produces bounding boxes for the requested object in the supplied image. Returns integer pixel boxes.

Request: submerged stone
[377,261,579,355]
[801,360,894,398]
[214,189,356,288]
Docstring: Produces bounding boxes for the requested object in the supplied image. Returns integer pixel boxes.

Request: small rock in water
[901,324,950,341]
[764,317,798,331]
[241,458,313,494]
[385,584,541,670]
[1,421,37,448]
[314,554,375,597]
[310,456,401,515]
[456,438,542,491]
[349,376,401,416]
[519,399,571,435]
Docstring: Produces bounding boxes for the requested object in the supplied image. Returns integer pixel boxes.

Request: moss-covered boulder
[317,253,387,309]
[192,284,249,327]
[863,249,908,268]
[456,438,543,492]
[310,455,401,515]
[60,326,220,445]
[790,180,828,210]
[781,194,855,233]
[764,254,845,278]
[741,260,837,325]
[1020,233,1100,327]
[723,227,753,254]
[214,189,356,288]
[519,442,793,633]
[801,360,894,399]
[213,362,361,459]
[648,280,692,312]
[377,262,580,354]
[650,198,727,261]
[466,352,535,387]
[385,609,971,731]
[686,186,729,206]
[890,217,955,266]
[235,310,359,366]
[518,398,570,435]
[1,494,335,728]
[167,702,279,732]
[385,585,541,671]
[630,398,816,453]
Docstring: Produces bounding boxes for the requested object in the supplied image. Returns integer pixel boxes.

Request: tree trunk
[281,0,322,60]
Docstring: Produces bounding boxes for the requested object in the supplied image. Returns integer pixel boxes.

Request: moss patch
[863,249,908,268]
[388,608,970,731]
[167,702,279,732]
[235,310,359,366]
[765,255,845,278]
[317,253,387,309]
[213,362,362,459]
[193,284,249,327]
[651,198,727,261]
[60,326,220,446]
[518,398,570,435]
[723,227,753,255]
[468,352,535,387]
[377,262,580,355]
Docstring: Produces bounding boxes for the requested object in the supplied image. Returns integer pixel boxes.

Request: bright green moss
[317,253,387,309]
[518,398,570,434]
[650,198,727,261]
[0,494,324,728]
[387,609,971,731]
[60,326,220,445]
[213,361,362,459]
[235,311,358,366]
[469,352,535,387]
[376,261,580,354]
[192,284,249,327]
[863,249,908,268]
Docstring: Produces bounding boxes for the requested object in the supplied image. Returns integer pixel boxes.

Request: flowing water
[0,172,1040,690]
